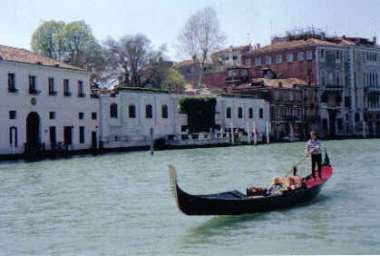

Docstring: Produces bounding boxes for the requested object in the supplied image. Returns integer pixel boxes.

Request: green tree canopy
[31,20,105,80]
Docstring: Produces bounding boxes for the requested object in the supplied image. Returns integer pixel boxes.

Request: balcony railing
[8,87,18,93]
[323,84,344,91]
[29,88,41,95]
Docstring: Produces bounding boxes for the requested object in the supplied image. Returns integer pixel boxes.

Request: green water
[0,139,379,255]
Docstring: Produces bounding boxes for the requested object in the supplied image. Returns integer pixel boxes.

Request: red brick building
[242,38,339,85]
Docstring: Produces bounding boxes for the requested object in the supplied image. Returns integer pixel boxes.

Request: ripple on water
[0,139,380,255]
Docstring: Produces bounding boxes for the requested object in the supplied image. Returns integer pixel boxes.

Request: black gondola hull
[169,165,332,215]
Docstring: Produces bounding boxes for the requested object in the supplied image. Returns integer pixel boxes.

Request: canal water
[0,139,379,255]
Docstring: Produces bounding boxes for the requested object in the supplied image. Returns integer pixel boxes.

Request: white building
[98,87,270,149]
[0,45,99,157]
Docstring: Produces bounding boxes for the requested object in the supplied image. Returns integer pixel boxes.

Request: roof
[248,36,380,56]
[249,38,337,55]
[213,44,252,55]
[236,78,309,90]
[0,44,85,71]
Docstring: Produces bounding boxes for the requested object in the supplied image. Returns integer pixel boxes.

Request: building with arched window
[0,44,99,158]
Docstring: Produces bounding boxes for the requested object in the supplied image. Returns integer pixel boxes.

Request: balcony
[366,86,380,93]
[321,102,341,110]
[8,87,18,93]
[29,88,41,95]
[64,91,72,97]
[323,84,344,92]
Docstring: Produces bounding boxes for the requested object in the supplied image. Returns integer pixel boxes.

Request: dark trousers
[311,154,322,178]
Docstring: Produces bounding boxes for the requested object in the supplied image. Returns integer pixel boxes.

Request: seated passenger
[286,176,303,190]
[246,186,264,197]
[266,176,287,195]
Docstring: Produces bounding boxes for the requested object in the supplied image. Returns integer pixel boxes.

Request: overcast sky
[1,0,380,60]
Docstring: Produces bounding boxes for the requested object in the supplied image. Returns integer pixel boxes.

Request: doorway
[26,112,40,150]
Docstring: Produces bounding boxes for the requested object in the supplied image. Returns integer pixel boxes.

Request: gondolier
[305,130,322,179]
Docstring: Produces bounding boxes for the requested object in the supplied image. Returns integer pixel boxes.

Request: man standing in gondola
[305,130,322,180]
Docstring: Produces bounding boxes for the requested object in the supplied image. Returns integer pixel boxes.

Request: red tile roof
[0,44,85,71]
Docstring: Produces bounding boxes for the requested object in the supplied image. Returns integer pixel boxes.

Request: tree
[31,20,105,82]
[103,34,166,87]
[31,20,65,60]
[161,68,186,92]
[177,7,226,78]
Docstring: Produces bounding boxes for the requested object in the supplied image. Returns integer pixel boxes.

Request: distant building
[242,31,380,137]
[98,86,270,149]
[231,76,318,141]
[0,45,99,157]
[211,45,252,67]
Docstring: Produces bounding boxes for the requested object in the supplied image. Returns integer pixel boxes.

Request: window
[64,126,73,145]
[129,105,136,118]
[297,52,304,61]
[63,79,71,96]
[29,75,38,94]
[91,112,97,120]
[146,104,153,119]
[306,50,313,60]
[110,103,118,118]
[265,56,272,65]
[275,55,282,64]
[48,78,56,95]
[238,107,243,119]
[49,126,56,146]
[259,108,264,119]
[336,72,341,85]
[287,53,294,62]
[9,110,16,120]
[321,71,326,86]
[226,107,232,119]
[78,80,85,97]
[8,73,17,92]
[49,112,55,120]
[78,112,84,120]
[232,55,238,60]
[355,113,360,122]
[79,126,85,144]
[255,57,262,66]
[161,105,168,119]
[336,51,342,62]
[345,96,351,107]
[249,108,253,119]
[320,49,325,61]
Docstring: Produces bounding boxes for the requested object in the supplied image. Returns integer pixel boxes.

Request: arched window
[110,103,118,118]
[226,107,231,119]
[129,105,136,118]
[161,105,168,119]
[249,108,253,119]
[238,107,243,119]
[146,104,153,119]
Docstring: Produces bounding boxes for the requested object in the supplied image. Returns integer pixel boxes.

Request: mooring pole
[253,121,257,145]
[150,127,154,156]
[230,122,235,145]
[246,122,251,144]
[266,121,271,144]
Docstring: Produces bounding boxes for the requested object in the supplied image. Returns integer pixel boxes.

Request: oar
[285,155,308,177]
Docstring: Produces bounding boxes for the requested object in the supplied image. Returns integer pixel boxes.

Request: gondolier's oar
[285,155,308,177]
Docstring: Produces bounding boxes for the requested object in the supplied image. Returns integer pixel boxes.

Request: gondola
[169,153,333,215]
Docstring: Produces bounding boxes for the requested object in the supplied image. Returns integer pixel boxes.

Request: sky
[1,0,380,61]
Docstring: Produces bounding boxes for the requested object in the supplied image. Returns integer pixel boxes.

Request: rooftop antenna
[270,20,273,40]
